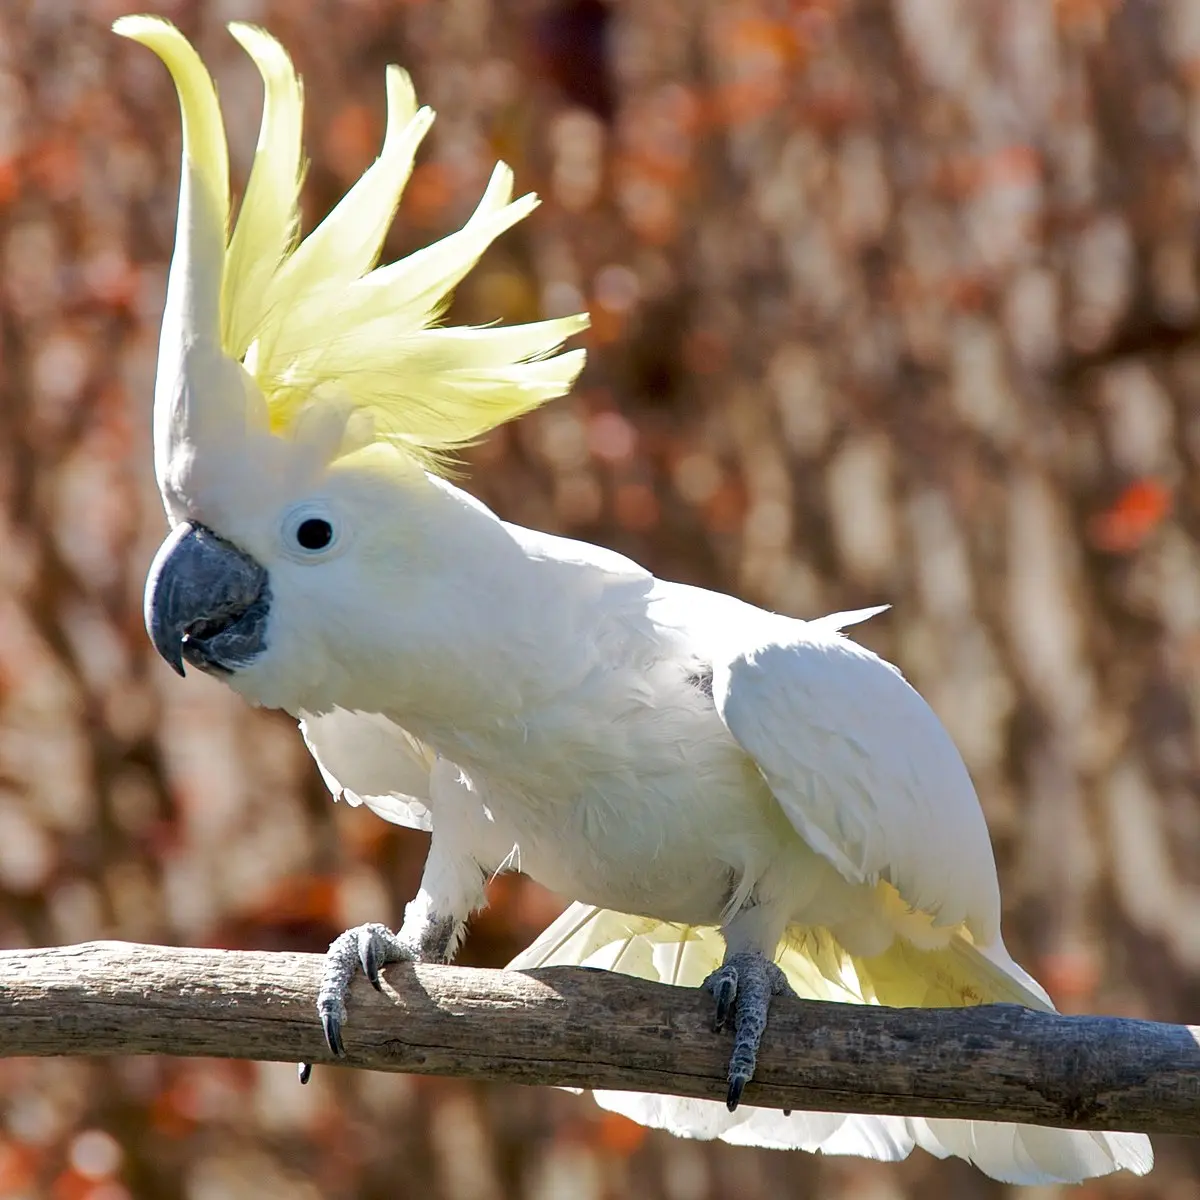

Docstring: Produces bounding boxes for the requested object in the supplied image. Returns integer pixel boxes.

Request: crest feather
[113,15,229,350]
[258,163,539,378]
[222,23,304,361]
[269,318,590,457]
[115,15,589,484]
[262,67,429,323]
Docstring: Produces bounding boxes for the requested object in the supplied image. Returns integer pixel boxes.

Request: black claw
[783,1108,792,1116]
[363,937,382,991]
[713,977,736,1032]
[298,1062,312,1085]
[322,1009,345,1057]
[727,1075,747,1111]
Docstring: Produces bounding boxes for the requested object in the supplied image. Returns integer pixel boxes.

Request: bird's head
[116,17,588,710]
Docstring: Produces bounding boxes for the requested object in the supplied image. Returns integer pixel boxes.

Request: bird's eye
[296,517,333,551]
[282,503,342,560]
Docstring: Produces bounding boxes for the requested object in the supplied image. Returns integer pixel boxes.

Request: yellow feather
[260,67,430,342]
[113,15,229,350]
[222,23,304,360]
[357,164,537,314]
[846,937,1054,1010]
[514,903,1055,1013]
[270,320,589,457]
[260,165,539,373]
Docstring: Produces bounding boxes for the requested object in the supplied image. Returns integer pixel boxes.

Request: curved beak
[144,522,270,676]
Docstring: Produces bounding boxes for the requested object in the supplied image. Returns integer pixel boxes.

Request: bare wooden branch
[0,942,1195,1135]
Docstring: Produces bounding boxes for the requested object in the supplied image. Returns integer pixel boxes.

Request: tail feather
[508,903,1153,1184]
[911,1119,1154,1186]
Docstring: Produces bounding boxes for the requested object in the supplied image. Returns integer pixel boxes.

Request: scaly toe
[712,977,736,1031]
[703,964,739,1032]
[360,926,385,991]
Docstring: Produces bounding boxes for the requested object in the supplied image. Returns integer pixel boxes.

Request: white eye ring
[281,502,344,561]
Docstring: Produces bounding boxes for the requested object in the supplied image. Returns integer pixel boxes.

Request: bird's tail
[507,903,1153,1185]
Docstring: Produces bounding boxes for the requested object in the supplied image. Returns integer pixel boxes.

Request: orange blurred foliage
[1087,479,1173,554]
[613,481,660,531]
[403,162,457,228]
[323,102,382,183]
[0,1140,40,1194]
[25,135,81,200]
[0,157,19,206]
[1055,0,1121,34]
[593,1112,647,1157]
[236,873,339,928]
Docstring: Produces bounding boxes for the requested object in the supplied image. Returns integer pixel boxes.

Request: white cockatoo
[118,16,1152,1185]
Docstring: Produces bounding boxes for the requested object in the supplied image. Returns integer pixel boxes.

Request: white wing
[509,904,1153,1183]
[712,608,1001,942]
[300,707,434,831]
[505,599,1152,1181]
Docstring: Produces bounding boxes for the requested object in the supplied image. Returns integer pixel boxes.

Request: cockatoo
[118,15,1152,1185]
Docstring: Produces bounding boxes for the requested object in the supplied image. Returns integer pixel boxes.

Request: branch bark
[0,942,1195,1135]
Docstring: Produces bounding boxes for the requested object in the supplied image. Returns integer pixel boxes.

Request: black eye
[295,517,333,551]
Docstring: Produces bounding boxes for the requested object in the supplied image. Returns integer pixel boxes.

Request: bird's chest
[419,692,774,924]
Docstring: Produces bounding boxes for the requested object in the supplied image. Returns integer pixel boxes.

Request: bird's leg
[703,949,790,1110]
[299,847,484,1083]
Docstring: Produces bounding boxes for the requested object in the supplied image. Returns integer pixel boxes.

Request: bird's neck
[320,478,595,734]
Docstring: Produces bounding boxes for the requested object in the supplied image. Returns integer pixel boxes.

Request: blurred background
[0,0,1197,1195]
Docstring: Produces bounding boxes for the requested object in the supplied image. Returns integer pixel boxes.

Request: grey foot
[297,922,416,1084]
[703,950,789,1110]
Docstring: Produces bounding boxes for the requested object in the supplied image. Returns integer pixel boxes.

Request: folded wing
[712,609,1001,942]
[300,707,434,831]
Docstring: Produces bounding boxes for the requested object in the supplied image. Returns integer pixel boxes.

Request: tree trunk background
[0,0,1197,1196]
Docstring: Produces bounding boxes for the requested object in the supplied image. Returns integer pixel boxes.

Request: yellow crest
[113,16,588,476]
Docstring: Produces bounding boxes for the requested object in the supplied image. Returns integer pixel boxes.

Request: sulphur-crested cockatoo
[119,16,1151,1184]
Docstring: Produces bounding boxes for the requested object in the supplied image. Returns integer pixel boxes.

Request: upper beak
[144,522,270,676]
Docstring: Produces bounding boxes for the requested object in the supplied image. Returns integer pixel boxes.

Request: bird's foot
[703,951,789,1111]
[298,922,417,1084]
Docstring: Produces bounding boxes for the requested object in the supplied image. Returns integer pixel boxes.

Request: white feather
[711,610,1002,941]
[300,707,434,832]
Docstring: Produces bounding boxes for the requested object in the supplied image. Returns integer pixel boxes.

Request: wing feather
[712,613,1002,942]
[299,707,434,831]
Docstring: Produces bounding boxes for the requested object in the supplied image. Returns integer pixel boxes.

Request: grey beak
[144,522,270,677]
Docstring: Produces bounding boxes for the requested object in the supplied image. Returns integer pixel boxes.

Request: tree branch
[0,942,1195,1135]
